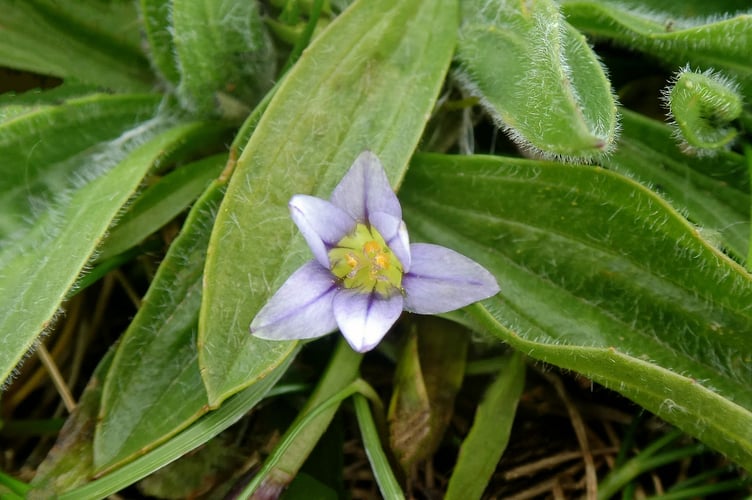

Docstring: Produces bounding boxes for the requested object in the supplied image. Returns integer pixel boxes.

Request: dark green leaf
[401,153,752,469]
[561,2,752,95]
[138,0,181,86]
[604,109,749,260]
[97,153,227,261]
[0,0,154,91]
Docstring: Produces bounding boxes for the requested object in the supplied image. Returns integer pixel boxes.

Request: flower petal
[403,243,500,314]
[330,151,401,222]
[289,195,356,268]
[369,211,411,272]
[333,289,404,352]
[251,261,339,340]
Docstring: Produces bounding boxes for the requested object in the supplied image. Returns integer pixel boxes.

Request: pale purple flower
[250,151,500,352]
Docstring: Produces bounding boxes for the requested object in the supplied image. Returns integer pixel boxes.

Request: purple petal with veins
[403,243,500,314]
[332,289,404,352]
[330,151,401,222]
[251,261,338,340]
[289,195,355,268]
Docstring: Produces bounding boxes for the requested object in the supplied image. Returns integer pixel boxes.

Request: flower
[250,151,500,352]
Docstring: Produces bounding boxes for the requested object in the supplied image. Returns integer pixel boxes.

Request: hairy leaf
[0,94,161,386]
[199,0,459,406]
[401,153,752,470]
[663,67,743,153]
[456,0,618,159]
[172,0,276,115]
[98,153,227,261]
[603,109,749,261]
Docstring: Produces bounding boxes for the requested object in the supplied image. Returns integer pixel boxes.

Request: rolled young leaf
[662,67,743,154]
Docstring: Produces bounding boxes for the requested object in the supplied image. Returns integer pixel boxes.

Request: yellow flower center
[329,223,403,297]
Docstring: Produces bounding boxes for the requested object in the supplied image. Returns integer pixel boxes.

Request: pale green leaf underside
[401,154,752,469]
[456,0,617,159]
[561,2,752,95]
[199,0,459,406]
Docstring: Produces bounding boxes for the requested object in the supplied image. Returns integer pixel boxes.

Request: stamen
[328,223,403,297]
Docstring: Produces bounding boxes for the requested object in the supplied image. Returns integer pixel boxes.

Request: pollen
[363,240,381,255]
[345,253,359,268]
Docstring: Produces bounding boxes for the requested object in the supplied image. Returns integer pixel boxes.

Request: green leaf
[0,0,154,91]
[251,340,361,496]
[561,2,752,96]
[97,153,228,261]
[354,395,404,500]
[0,120,221,388]
[171,0,276,115]
[456,0,618,159]
[446,352,525,500]
[0,93,160,242]
[0,82,101,123]
[603,109,749,261]
[663,67,744,153]
[199,0,459,406]
[138,0,181,86]
[401,153,752,470]
[94,175,225,473]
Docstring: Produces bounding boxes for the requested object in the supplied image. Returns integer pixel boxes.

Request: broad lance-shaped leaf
[172,0,276,115]
[32,353,295,499]
[0,120,224,388]
[199,0,458,406]
[603,109,749,261]
[0,93,160,387]
[0,0,154,91]
[0,93,161,243]
[455,0,618,159]
[94,156,228,473]
[561,2,752,95]
[401,154,752,470]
